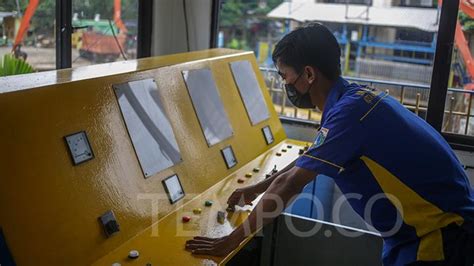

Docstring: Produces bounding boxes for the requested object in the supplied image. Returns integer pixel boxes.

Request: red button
[182,216,191,223]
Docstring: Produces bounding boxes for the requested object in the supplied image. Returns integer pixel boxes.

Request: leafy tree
[459,11,474,32]
[0,0,137,36]
[219,0,283,50]
[0,54,35,76]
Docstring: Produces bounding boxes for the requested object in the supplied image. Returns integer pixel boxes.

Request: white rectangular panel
[230,60,270,125]
[114,79,182,178]
[183,68,233,146]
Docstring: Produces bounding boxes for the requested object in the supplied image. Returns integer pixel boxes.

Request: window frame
[56,0,72,69]
[425,0,474,150]
[137,0,153,58]
[55,0,150,67]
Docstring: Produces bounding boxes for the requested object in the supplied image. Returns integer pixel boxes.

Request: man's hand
[185,233,243,257]
[227,186,259,207]
[185,167,316,258]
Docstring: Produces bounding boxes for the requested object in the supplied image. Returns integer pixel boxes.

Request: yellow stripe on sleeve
[302,154,345,171]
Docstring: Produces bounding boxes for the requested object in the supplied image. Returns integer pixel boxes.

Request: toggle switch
[217,211,226,224]
[272,166,278,174]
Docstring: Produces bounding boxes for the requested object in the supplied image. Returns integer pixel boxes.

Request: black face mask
[284,73,315,109]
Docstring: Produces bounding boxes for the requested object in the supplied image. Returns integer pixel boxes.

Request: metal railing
[260,67,474,136]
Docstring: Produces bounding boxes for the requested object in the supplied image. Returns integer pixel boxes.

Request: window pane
[218,0,437,122]
[0,0,55,74]
[442,4,474,136]
[71,0,138,67]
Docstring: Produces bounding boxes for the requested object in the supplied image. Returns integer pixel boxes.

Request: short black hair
[272,23,341,81]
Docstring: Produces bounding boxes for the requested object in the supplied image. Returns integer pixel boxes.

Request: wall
[151,0,212,56]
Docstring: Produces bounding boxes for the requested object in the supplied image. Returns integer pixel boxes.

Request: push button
[128,250,139,259]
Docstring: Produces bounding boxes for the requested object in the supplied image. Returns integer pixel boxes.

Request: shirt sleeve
[296,107,367,177]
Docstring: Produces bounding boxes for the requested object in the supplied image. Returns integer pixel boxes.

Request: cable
[183,0,190,51]
[72,1,136,63]
[108,19,128,60]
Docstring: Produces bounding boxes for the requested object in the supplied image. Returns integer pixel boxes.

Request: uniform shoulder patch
[313,127,329,148]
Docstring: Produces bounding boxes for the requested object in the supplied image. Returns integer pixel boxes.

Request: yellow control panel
[93,140,307,266]
[0,49,311,265]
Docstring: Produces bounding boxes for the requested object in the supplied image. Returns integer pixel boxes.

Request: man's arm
[185,166,317,256]
[226,158,298,207]
[250,158,298,193]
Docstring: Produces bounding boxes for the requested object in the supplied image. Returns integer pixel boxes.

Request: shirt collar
[321,77,349,124]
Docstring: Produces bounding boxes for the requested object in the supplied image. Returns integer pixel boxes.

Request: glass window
[71,0,138,67]
[218,0,437,122]
[0,0,55,75]
[442,5,474,136]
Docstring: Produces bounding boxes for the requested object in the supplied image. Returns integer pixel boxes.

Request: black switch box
[99,210,120,238]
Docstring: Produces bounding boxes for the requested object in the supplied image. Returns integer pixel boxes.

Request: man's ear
[304,66,318,84]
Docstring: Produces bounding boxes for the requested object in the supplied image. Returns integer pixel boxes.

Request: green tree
[459,11,474,32]
[220,0,283,50]
[0,0,137,35]
[220,0,245,28]
[73,0,138,21]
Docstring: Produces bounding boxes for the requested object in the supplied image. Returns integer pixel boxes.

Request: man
[185,23,474,265]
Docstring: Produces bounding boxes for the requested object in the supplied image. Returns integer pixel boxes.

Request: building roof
[267,2,439,32]
[0,12,16,19]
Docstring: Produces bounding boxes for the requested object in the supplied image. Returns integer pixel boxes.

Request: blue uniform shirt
[295,77,474,265]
